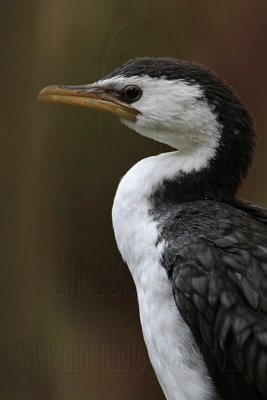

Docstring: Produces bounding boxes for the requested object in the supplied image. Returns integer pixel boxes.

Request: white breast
[112,152,216,400]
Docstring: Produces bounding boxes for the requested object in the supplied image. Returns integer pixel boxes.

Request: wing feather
[159,200,267,399]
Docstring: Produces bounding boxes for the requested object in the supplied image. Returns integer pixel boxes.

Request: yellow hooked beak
[38,84,139,121]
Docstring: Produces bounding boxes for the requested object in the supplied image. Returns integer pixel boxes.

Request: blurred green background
[1,1,267,399]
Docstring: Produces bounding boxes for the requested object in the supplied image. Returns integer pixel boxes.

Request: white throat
[112,149,212,280]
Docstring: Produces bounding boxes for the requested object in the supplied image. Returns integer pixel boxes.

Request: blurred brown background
[1,1,267,399]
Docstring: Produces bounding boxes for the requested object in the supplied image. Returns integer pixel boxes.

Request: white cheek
[101,75,221,155]
[133,79,215,134]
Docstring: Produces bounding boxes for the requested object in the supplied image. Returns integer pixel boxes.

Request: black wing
[159,200,267,400]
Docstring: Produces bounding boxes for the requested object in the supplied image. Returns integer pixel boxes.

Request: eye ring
[122,85,142,103]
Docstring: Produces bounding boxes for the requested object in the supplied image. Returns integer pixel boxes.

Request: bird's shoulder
[157,199,267,398]
[158,199,267,251]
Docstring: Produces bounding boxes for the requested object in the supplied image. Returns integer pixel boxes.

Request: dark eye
[122,85,142,103]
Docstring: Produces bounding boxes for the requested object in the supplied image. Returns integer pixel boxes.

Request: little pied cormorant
[39,57,267,400]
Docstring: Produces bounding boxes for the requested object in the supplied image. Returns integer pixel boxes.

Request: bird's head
[39,57,255,197]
